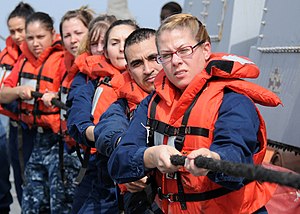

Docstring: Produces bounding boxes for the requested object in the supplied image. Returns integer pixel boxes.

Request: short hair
[160,1,182,21]
[124,28,156,61]
[161,1,182,13]
[156,13,210,51]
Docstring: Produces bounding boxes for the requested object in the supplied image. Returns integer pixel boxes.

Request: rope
[170,155,300,189]
[31,91,69,110]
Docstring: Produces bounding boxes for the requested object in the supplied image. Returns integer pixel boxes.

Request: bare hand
[18,85,34,100]
[124,176,148,193]
[41,91,58,107]
[144,145,181,174]
[184,148,220,176]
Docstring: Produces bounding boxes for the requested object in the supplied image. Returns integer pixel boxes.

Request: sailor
[67,19,139,213]
[0,2,35,209]
[108,14,281,213]
[0,12,70,213]
[95,28,163,213]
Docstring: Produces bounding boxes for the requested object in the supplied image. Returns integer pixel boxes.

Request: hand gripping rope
[31,91,68,110]
[170,155,300,189]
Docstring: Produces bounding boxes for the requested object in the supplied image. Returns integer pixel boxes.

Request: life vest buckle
[157,187,175,202]
[174,135,185,151]
[166,172,177,179]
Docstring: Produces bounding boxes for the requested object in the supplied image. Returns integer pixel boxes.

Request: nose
[171,52,182,65]
[97,43,104,53]
[143,61,152,75]
[71,35,77,44]
[33,38,39,46]
[119,41,125,52]
[14,31,21,40]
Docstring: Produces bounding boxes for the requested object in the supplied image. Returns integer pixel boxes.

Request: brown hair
[59,6,94,39]
[77,14,117,55]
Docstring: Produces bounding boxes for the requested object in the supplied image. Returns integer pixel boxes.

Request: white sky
[0,0,184,49]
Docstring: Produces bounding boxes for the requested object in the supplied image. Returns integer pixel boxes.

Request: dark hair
[103,19,139,51]
[26,12,54,32]
[124,28,156,61]
[160,1,182,21]
[7,1,35,24]
[59,6,94,38]
[162,1,182,12]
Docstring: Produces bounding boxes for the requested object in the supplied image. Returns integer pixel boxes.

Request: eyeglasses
[156,40,205,64]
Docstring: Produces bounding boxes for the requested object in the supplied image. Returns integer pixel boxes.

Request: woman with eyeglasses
[108,14,281,213]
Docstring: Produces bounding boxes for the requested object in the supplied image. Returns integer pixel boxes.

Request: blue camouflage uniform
[22,129,80,214]
[9,120,35,205]
[0,116,12,213]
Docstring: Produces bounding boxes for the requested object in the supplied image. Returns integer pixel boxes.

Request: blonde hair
[156,13,210,49]
[77,14,117,55]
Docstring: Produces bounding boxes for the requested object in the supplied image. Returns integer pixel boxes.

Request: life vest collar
[90,55,121,78]
[117,72,148,106]
[4,36,20,61]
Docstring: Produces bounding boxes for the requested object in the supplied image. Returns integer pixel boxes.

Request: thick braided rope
[170,155,300,189]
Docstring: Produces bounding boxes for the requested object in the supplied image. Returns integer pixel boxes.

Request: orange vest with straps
[18,37,64,133]
[60,53,106,150]
[90,56,123,124]
[0,36,21,120]
[147,53,281,213]
[117,71,148,112]
[60,52,80,148]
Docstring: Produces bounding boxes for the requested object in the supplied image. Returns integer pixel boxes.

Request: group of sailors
[0,1,287,214]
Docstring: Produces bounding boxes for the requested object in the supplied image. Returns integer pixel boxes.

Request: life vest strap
[98,76,112,87]
[19,72,53,83]
[0,64,13,70]
[148,118,209,137]
[74,146,91,185]
[157,180,252,203]
[158,186,232,202]
[20,108,60,116]
[61,86,69,94]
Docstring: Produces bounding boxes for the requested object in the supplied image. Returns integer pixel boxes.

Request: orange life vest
[60,52,79,148]
[90,57,123,124]
[18,36,64,133]
[147,53,282,213]
[0,36,21,120]
[117,71,148,112]
[60,53,105,150]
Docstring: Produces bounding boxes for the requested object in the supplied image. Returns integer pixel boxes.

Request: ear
[202,42,212,61]
[52,29,56,40]
[126,64,134,79]
[104,49,109,59]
